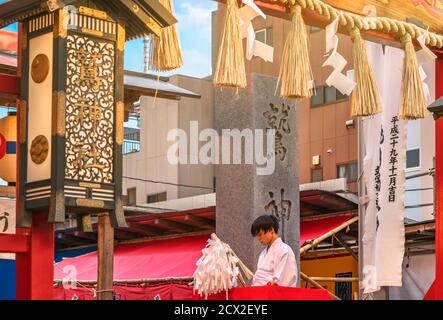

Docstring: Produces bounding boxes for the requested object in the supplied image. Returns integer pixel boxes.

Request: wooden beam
[302,246,358,260]
[310,277,359,283]
[334,233,359,262]
[405,222,435,234]
[113,228,139,241]
[128,222,168,233]
[301,211,357,222]
[124,222,166,237]
[300,216,359,255]
[56,233,95,245]
[154,218,196,232]
[97,213,114,300]
[300,271,340,300]
[183,214,215,229]
[73,231,98,242]
[0,186,16,198]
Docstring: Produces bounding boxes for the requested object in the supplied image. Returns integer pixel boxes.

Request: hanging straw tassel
[278,5,314,99]
[400,34,427,120]
[213,0,247,88]
[350,28,383,117]
[148,0,183,71]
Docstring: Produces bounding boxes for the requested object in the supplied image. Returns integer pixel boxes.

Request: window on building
[311,168,323,182]
[336,89,348,101]
[123,127,140,154]
[325,87,348,104]
[335,272,353,300]
[147,192,167,204]
[406,148,420,169]
[310,86,348,108]
[255,27,273,46]
[127,187,136,205]
[310,87,324,107]
[325,87,337,104]
[337,162,358,182]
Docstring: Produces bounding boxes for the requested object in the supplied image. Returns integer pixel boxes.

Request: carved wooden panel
[65,33,114,183]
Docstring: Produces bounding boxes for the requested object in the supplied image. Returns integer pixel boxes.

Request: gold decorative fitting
[79,6,108,20]
[45,0,62,12]
[30,135,49,164]
[79,182,101,189]
[80,28,104,37]
[52,91,65,136]
[117,23,126,52]
[21,26,28,49]
[31,54,50,84]
[19,101,27,144]
[116,101,124,145]
[132,4,140,12]
[76,198,104,208]
[146,17,161,37]
[54,8,68,38]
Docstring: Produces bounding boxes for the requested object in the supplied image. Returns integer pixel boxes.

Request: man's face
[256,229,273,245]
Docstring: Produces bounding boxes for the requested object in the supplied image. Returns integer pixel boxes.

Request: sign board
[0,199,16,260]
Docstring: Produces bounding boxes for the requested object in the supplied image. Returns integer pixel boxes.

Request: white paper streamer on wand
[417,31,437,104]
[322,16,356,96]
[193,234,240,299]
[239,0,274,62]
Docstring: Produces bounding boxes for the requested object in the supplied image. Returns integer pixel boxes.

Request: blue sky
[0,0,216,78]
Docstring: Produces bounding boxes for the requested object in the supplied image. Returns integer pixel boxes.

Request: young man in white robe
[250,215,298,287]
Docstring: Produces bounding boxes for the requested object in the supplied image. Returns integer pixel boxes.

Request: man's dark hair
[250,215,279,236]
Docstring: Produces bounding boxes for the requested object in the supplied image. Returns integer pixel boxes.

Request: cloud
[163,49,212,79]
[176,1,214,42]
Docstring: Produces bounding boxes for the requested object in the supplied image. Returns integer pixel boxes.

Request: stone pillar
[215,73,300,281]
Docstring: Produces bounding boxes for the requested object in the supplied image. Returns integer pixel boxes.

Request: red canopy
[299,215,353,246]
[0,30,17,67]
[0,30,17,52]
[55,215,355,282]
[54,234,209,281]
[0,54,16,67]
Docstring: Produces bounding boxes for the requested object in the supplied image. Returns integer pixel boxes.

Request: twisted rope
[269,0,443,48]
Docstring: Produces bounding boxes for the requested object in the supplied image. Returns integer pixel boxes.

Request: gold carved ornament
[30,135,49,164]
[65,34,114,183]
[31,54,50,84]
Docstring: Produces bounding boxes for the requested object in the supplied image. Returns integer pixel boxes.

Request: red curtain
[53,283,194,300]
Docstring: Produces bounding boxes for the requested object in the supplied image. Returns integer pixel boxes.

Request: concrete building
[122,72,215,207]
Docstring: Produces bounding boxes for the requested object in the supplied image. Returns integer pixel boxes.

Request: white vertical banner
[362,44,406,293]
[0,199,16,260]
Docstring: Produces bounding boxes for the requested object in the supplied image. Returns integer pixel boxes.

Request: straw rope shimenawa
[350,27,383,117]
[273,0,443,48]
[214,0,247,88]
[148,0,183,71]
[266,0,443,118]
[278,4,314,99]
[400,33,428,120]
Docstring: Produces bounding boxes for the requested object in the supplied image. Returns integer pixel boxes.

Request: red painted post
[15,229,31,300]
[15,212,54,300]
[435,58,443,300]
